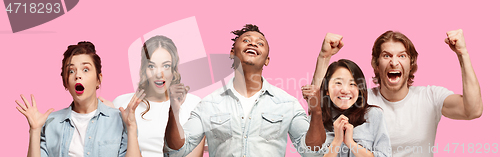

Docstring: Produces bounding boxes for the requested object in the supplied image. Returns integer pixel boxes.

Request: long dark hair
[321,59,379,131]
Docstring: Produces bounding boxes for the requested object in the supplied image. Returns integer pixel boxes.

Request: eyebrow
[148,61,172,64]
[382,50,407,55]
[243,34,265,42]
[66,62,93,67]
[333,77,355,82]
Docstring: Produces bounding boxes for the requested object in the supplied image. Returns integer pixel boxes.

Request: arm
[442,29,483,120]
[15,94,54,157]
[120,90,146,157]
[312,33,344,86]
[185,136,206,157]
[302,85,326,150]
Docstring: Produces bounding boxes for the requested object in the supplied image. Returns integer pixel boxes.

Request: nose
[248,41,258,48]
[155,68,163,78]
[75,71,82,80]
[340,84,351,94]
[390,57,399,67]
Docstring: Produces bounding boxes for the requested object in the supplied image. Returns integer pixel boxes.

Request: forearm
[312,55,332,86]
[165,109,185,150]
[323,141,341,157]
[458,52,483,118]
[27,129,41,157]
[305,111,326,150]
[125,126,142,157]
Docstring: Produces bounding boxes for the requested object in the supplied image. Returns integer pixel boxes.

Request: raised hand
[168,83,190,112]
[320,33,344,58]
[445,29,468,55]
[343,122,355,147]
[16,94,54,131]
[301,85,322,114]
[119,90,146,129]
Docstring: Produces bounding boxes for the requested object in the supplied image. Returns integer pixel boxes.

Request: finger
[338,40,344,49]
[15,100,27,111]
[16,106,27,115]
[43,108,54,117]
[185,86,190,92]
[119,107,125,112]
[133,93,146,110]
[20,94,31,108]
[31,94,37,108]
[444,38,450,45]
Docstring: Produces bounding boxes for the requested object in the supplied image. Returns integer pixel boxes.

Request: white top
[368,86,454,157]
[68,110,97,157]
[231,84,261,119]
[113,93,201,157]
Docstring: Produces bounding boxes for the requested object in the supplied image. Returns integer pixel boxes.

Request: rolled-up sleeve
[289,101,324,157]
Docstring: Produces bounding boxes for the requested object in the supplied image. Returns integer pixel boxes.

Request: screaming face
[376,41,411,92]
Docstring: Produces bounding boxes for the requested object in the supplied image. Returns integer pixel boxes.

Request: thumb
[185,86,190,92]
[44,108,54,117]
[119,107,125,113]
[444,38,451,45]
[338,41,344,49]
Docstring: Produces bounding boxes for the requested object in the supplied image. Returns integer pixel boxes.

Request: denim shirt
[40,100,128,157]
[320,107,392,157]
[164,77,320,157]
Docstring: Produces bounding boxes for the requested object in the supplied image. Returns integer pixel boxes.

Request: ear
[98,73,103,86]
[264,56,270,66]
[230,48,235,58]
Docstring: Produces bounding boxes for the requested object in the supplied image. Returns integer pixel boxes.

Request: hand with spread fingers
[119,90,146,129]
[15,94,54,131]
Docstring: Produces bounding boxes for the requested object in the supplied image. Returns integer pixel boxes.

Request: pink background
[1,0,499,156]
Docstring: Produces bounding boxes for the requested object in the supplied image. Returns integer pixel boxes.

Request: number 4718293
[5,3,61,14]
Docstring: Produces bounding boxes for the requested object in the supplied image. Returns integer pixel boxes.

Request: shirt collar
[221,76,274,98]
[60,99,110,123]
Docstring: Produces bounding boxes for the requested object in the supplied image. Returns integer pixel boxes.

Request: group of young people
[15,24,483,157]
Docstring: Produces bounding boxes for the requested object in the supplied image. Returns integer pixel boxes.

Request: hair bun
[77,41,96,52]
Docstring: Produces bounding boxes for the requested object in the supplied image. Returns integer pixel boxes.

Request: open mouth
[154,80,166,88]
[244,48,259,56]
[75,83,85,94]
[387,71,402,83]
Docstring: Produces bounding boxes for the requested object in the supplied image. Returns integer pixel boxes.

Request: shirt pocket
[259,113,284,141]
[98,139,121,157]
[210,113,232,142]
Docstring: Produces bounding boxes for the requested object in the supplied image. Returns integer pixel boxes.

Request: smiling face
[145,48,173,97]
[231,31,270,71]
[375,40,411,92]
[65,54,101,103]
[327,67,359,110]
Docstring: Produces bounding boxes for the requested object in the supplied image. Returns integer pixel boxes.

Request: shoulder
[266,84,299,104]
[366,107,384,120]
[112,93,135,108]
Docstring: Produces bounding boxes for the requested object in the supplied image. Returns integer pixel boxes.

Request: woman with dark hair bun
[302,33,391,156]
[15,41,143,157]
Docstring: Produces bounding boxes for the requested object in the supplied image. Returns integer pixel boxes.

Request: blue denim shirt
[40,100,128,157]
[320,107,392,157]
[163,77,320,157]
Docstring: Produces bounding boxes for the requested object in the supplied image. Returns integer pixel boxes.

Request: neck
[379,85,409,102]
[145,88,169,102]
[233,67,263,98]
[72,95,98,114]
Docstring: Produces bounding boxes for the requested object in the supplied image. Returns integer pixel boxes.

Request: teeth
[246,49,257,54]
[389,71,401,74]
[154,81,164,85]
[338,97,351,100]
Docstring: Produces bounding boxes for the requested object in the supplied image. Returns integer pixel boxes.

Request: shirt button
[88,136,91,139]
[244,135,247,138]
[87,152,90,155]
[249,117,251,119]
[91,120,94,123]
[241,117,244,119]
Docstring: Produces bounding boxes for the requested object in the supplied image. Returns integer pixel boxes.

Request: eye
[83,68,89,72]
[163,64,171,69]
[69,69,74,74]
[400,54,407,58]
[148,65,154,69]
[335,81,342,85]
[243,39,250,43]
[258,42,264,46]
[383,54,390,58]
[350,83,357,86]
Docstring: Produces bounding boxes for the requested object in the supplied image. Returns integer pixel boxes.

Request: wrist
[318,53,332,59]
[29,128,42,134]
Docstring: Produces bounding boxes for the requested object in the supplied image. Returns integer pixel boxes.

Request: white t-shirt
[231,85,261,120]
[113,93,201,157]
[69,110,97,157]
[368,86,454,157]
